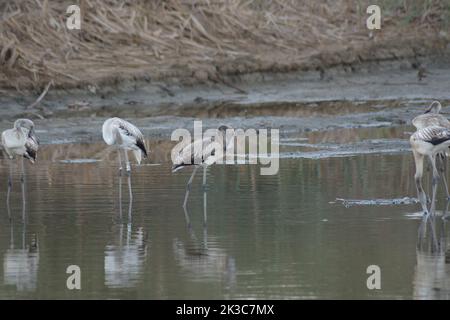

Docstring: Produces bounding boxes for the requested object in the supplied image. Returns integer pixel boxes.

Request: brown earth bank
[0,0,449,92]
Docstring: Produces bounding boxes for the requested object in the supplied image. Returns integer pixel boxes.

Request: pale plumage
[411,101,450,199]
[172,136,222,172]
[411,126,450,147]
[102,118,147,221]
[102,117,148,166]
[410,126,450,214]
[1,119,39,220]
[412,101,449,130]
[1,119,39,163]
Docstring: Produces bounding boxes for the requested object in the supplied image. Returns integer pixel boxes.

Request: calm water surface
[0,137,449,299]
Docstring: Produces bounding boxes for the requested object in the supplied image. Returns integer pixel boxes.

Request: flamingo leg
[202,165,207,225]
[8,159,13,188]
[203,191,207,226]
[117,150,123,220]
[118,166,123,221]
[10,222,14,250]
[417,214,428,242]
[428,214,439,251]
[127,174,133,221]
[203,221,208,250]
[183,205,192,229]
[430,154,440,215]
[413,151,428,215]
[443,199,450,220]
[183,166,198,208]
[6,159,12,221]
[119,223,123,247]
[21,157,26,222]
[22,218,26,250]
[126,222,131,246]
[118,150,123,177]
[437,153,450,199]
[123,149,131,175]
[202,165,207,189]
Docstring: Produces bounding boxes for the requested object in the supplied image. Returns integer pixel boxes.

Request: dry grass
[0,0,448,90]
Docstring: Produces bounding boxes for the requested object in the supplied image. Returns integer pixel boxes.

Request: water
[0,138,449,299]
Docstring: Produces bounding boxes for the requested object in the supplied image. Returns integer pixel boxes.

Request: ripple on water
[59,159,101,164]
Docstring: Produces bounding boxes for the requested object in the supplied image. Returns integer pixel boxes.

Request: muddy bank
[1,56,450,158]
[2,54,450,120]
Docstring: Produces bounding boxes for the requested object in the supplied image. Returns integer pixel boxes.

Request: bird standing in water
[412,101,450,199]
[172,125,233,220]
[410,126,450,215]
[102,117,148,220]
[1,119,39,220]
[102,117,148,175]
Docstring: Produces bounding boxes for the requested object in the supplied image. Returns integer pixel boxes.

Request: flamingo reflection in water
[414,203,450,299]
[3,223,39,292]
[174,204,236,290]
[104,223,148,289]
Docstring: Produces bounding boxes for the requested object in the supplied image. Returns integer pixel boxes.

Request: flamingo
[410,126,450,215]
[1,119,39,220]
[172,125,233,216]
[412,101,450,198]
[102,117,148,220]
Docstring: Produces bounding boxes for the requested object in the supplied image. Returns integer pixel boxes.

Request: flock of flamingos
[1,116,229,216]
[1,100,450,219]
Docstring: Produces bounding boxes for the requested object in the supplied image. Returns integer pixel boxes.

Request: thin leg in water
[437,153,450,199]
[119,223,124,247]
[118,169,123,221]
[430,154,440,215]
[413,151,428,214]
[6,159,13,221]
[183,166,198,208]
[183,205,192,229]
[121,149,133,220]
[22,218,26,250]
[427,214,440,251]
[10,222,14,250]
[8,159,13,188]
[126,222,132,246]
[203,191,207,226]
[203,218,208,250]
[443,199,450,220]
[118,149,123,176]
[127,174,133,221]
[21,157,26,222]
[203,166,207,226]
[123,149,131,176]
[417,214,428,241]
[118,151,123,220]
[202,165,207,190]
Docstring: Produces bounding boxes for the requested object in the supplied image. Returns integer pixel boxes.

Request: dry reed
[0,0,448,90]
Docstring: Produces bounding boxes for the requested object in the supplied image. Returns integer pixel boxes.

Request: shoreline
[1,54,449,154]
[2,52,450,119]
